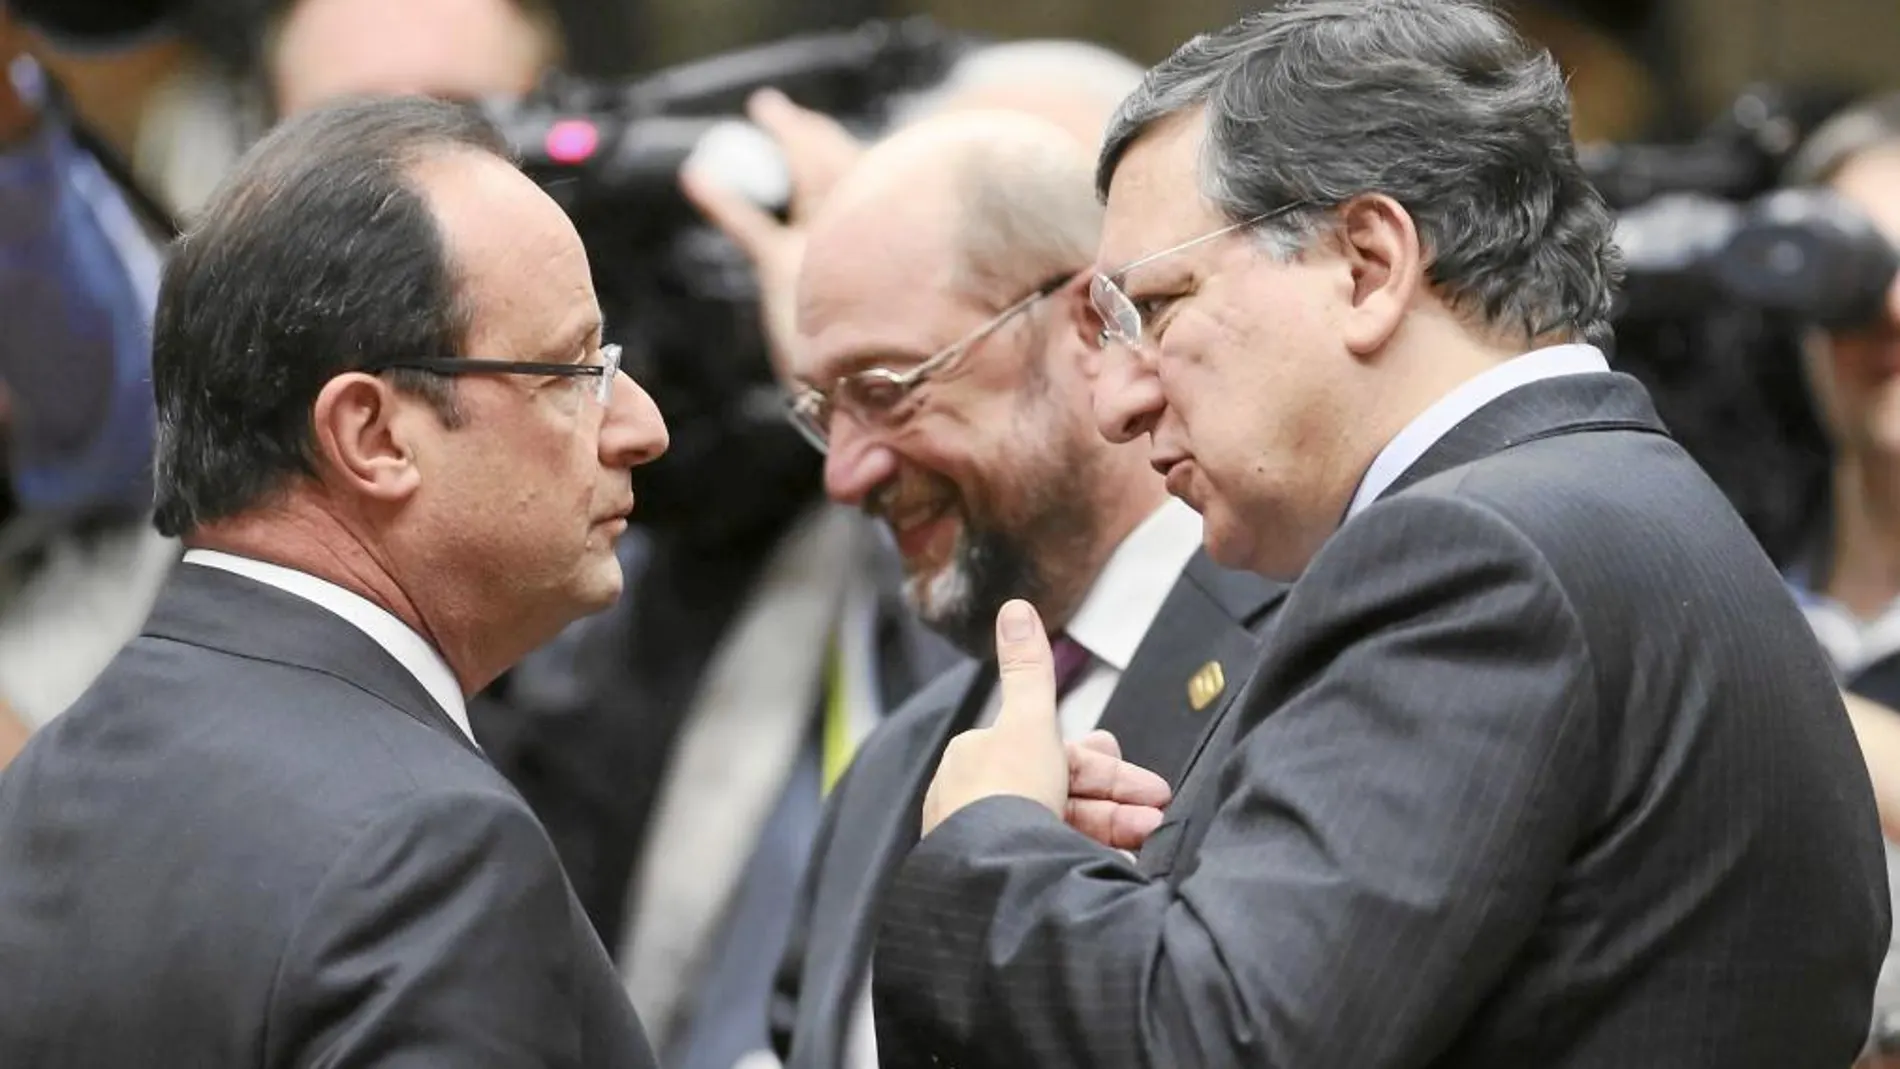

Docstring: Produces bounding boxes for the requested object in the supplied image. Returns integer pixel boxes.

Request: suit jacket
[0,563,655,1069]
[871,373,1892,1069]
[772,549,1284,1069]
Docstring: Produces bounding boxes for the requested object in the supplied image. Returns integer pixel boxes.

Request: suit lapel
[1094,551,1283,787]
[145,563,478,757]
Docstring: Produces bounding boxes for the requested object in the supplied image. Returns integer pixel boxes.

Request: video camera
[1582,84,1895,566]
[480,19,971,544]
[1589,84,1899,330]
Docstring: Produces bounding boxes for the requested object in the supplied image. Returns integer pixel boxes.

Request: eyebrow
[1115,259,1190,293]
[549,315,605,363]
[800,345,932,388]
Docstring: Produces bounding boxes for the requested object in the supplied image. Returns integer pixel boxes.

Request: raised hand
[678,88,865,386]
[921,600,1171,851]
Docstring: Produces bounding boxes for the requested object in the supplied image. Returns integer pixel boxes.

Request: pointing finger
[745,88,865,208]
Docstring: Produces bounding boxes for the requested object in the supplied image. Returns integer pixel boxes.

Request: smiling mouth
[872,481,961,563]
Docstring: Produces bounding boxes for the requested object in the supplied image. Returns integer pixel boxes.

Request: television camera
[1583,84,1898,564]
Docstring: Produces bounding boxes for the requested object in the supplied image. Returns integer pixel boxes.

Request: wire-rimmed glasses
[786,276,1070,453]
[1090,203,1310,350]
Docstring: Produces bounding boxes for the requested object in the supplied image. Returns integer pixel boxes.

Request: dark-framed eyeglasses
[1090,202,1310,351]
[364,343,624,407]
[785,276,1071,454]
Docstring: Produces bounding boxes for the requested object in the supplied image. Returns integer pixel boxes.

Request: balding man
[759,109,1282,1069]
[682,38,1147,387]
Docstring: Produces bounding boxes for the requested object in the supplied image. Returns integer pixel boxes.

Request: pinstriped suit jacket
[871,372,1890,1069]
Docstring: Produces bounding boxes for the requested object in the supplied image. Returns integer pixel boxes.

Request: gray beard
[904,520,1048,660]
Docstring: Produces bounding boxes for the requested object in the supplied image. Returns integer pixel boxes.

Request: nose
[822,416,899,507]
[598,371,669,469]
[1092,343,1165,444]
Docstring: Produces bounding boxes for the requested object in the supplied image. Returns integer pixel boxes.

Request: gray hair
[1098,0,1622,349]
[1785,92,1900,187]
[890,39,1147,129]
[947,131,1102,308]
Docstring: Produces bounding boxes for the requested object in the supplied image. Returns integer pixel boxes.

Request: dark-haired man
[0,95,667,1068]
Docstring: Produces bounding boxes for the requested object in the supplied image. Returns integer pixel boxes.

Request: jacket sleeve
[871,494,1599,1069]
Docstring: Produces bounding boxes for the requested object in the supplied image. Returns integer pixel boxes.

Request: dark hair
[151,95,511,537]
[1098,0,1622,349]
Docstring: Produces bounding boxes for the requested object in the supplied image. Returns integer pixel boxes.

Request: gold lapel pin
[1187,661,1226,711]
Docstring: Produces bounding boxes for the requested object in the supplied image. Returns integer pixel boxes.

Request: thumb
[747,88,864,207]
[993,600,1058,739]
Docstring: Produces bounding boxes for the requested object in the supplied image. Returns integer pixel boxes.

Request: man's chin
[569,556,626,615]
[902,563,999,658]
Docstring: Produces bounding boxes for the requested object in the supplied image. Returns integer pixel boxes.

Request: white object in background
[683,120,792,212]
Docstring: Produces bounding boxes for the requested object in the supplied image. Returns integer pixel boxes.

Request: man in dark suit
[764,108,1282,1069]
[0,97,669,1067]
[871,3,1892,1067]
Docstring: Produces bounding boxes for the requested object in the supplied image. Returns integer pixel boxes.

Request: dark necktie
[1050,632,1094,700]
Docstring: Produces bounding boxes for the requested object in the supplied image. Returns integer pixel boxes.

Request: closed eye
[1132,296,1174,321]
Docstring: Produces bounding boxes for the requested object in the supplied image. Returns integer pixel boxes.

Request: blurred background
[5,0,1900,1064]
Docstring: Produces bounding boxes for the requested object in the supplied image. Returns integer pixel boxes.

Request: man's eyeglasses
[786,276,1070,453]
[364,343,624,406]
[1090,202,1309,351]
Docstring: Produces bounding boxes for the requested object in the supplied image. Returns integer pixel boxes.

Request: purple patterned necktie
[1050,632,1094,700]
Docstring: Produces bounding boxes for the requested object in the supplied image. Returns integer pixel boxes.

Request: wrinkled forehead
[794,218,968,384]
[1096,111,1224,275]
[793,278,970,387]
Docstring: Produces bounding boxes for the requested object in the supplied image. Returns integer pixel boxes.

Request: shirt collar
[1345,343,1612,521]
[180,548,475,746]
[1063,498,1204,671]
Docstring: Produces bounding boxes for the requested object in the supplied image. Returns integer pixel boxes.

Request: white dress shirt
[1345,344,1612,520]
[181,549,474,745]
[976,497,1206,738]
[840,498,1206,1069]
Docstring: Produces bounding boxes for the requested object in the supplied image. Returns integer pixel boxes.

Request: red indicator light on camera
[546,120,601,164]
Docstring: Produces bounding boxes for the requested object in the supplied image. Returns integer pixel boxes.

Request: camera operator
[1777,90,1900,1067]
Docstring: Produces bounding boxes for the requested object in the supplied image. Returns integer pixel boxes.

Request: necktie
[1050,632,1094,700]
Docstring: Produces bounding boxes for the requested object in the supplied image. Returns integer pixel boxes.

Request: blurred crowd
[3,0,1900,1066]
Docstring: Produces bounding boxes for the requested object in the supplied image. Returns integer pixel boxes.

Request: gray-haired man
[876,3,1890,1067]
